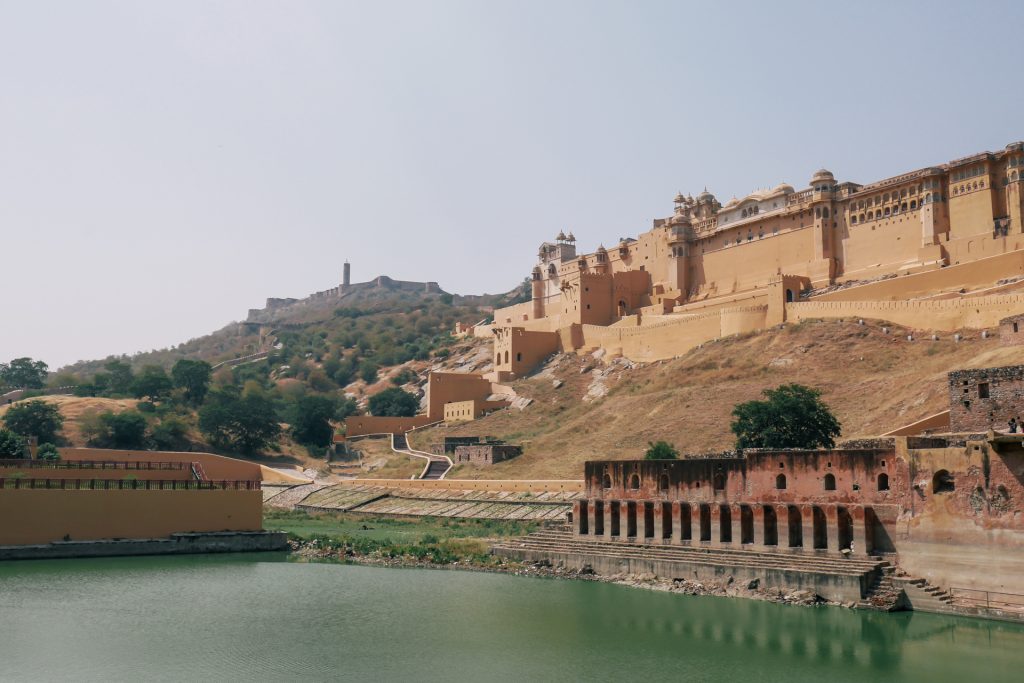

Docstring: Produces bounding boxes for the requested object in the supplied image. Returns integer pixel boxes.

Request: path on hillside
[390,432,452,480]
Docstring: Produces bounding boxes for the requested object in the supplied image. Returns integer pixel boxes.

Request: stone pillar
[777,505,791,549]
[604,501,615,539]
[825,506,839,554]
[637,502,649,542]
[731,504,743,546]
[667,501,684,544]
[572,501,582,536]
[586,500,597,539]
[653,502,665,544]
[852,505,870,556]
[801,504,815,552]
[709,504,721,546]
[751,505,765,549]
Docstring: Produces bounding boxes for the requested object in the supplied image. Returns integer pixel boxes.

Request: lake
[1,553,1022,682]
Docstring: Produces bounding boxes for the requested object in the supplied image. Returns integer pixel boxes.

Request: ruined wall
[948,366,1024,432]
[0,489,263,545]
[453,444,522,465]
[999,315,1024,346]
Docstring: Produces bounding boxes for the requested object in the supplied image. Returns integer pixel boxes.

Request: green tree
[336,397,359,420]
[198,390,281,453]
[171,359,213,405]
[149,417,191,451]
[0,357,49,389]
[644,440,679,460]
[2,400,65,445]
[730,384,842,450]
[92,411,148,449]
[359,360,379,384]
[131,365,173,401]
[36,443,61,461]
[104,360,135,396]
[290,395,337,448]
[0,429,26,457]
[368,387,419,417]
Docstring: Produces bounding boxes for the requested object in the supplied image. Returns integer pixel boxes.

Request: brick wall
[453,444,522,465]
[948,365,1024,432]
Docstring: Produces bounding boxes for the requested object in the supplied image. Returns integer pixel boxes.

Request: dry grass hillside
[411,319,1024,480]
[0,396,140,445]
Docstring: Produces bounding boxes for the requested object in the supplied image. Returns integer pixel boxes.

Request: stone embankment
[0,531,288,561]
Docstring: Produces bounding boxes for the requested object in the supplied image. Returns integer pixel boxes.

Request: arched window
[824,473,836,491]
[851,215,858,224]
[776,473,787,490]
[713,472,725,491]
[877,473,890,491]
[659,474,670,492]
[629,474,640,490]
[516,352,522,362]
[785,289,794,303]
[933,469,954,494]
[910,200,917,209]
[504,351,509,364]
[602,474,612,489]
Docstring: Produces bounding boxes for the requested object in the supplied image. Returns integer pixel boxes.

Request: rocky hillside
[410,319,1024,480]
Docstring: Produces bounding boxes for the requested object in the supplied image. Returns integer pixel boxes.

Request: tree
[731,384,842,450]
[0,357,48,389]
[199,390,281,453]
[104,360,135,396]
[36,443,60,461]
[290,395,337,448]
[131,365,173,401]
[149,417,191,451]
[171,359,213,405]
[359,360,379,384]
[644,440,679,460]
[368,387,419,417]
[0,429,26,457]
[85,411,149,449]
[2,400,65,445]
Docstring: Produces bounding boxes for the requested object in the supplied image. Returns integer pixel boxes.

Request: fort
[482,141,1024,378]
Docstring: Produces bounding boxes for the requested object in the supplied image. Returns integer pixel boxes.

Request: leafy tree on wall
[198,390,281,453]
[171,359,213,405]
[731,384,841,450]
[0,357,49,389]
[2,400,65,445]
[0,429,26,457]
[644,440,679,460]
[368,387,419,417]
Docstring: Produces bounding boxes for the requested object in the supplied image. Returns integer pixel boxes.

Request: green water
[1,554,1022,682]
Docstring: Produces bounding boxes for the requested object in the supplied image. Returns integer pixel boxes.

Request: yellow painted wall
[0,489,262,545]
[786,293,1024,330]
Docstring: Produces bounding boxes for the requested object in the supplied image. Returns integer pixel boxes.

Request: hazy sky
[2,1,1022,369]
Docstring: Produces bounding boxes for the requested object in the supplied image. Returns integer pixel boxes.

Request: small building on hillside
[948,365,1024,432]
[999,314,1024,346]
[453,443,522,465]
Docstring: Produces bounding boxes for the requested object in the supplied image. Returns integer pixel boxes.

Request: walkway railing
[0,478,261,490]
[950,587,1024,612]
[0,460,189,471]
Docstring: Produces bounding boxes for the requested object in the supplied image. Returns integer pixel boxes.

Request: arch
[610,501,621,536]
[602,473,612,489]
[776,473,787,490]
[785,289,794,303]
[594,500,604,535]
[877,473,890,491]
[643,502,655,539]
[740,505,754,544]
[713,471,726,491]
[787,505,803,548]
[824,473,836,491]
[515,352,522,362]
[662,502,673,539]
[837,507,853,550]
[910,199,917,209]
[812,506,828,549]
[504,350,509,365]
[933,469,954,493]
[618,300,628,316]
[578,501,589,534]
[628,473,640,490]
[719,505,732,543]
[699,504,711,542]
[762,505,778,546]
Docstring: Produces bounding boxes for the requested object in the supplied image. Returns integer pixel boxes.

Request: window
[602,474,612,489]
[824,473,836,491]
[877,473,890,491]
[659,474,669,492]
[978,382,990,398]
[776,474,787,490]
[629,474,640,490]
[933,470,955,493]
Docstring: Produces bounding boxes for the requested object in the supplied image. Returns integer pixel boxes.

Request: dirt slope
[411,319,1024,480]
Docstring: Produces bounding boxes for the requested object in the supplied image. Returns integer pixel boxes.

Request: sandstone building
[486,142,1024,378]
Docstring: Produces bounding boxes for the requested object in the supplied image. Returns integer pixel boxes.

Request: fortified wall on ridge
[486,142,1024,378]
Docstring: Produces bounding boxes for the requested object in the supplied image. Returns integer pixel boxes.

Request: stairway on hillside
[421,461,449,480]
[389,432,452,480]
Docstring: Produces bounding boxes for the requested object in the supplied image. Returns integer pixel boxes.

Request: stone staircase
[389,432,452,480]
[856,565,903,611]
[421,461,450,480]
[492,529,888,604]
[893,576,956,613]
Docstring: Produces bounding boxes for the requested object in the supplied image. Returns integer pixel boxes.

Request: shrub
[0,429,26,457]
[368,388,419,417]
[36,443,60,461]
[2,400,65,445]
[644,441,679,460]
[731,383,841,450]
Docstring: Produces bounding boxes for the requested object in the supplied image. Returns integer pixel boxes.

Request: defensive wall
[60,448,261,481]
[785,294,1024,331]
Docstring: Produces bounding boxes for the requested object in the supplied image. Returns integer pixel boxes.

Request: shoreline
[288,538,836,609]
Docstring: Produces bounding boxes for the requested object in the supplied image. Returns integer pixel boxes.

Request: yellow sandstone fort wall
[0,489,262,545]
[786,294,1024,331]
[59,448,261,481]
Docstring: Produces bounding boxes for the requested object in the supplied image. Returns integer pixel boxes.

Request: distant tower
[343,261,351,288]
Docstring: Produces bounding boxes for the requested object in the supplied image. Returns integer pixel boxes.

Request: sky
[1,1,1022,369]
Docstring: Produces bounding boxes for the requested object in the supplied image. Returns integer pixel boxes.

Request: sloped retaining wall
[0,531,287,561]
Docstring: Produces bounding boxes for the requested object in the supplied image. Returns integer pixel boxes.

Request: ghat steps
[493,529,887,601]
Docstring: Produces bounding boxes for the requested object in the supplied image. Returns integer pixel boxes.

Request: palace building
[486,142,1024,378]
